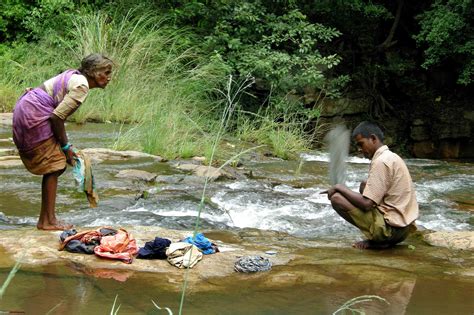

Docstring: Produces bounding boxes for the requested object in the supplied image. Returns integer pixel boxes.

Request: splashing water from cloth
[325,125,350,185]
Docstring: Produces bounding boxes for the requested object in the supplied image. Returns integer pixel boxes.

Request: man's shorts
[347,207,412,244]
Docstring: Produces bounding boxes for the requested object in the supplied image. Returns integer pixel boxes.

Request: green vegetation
[0,261,21,299]
[332,295,389,315]
[414,0,474,85]
[1,0,472,159]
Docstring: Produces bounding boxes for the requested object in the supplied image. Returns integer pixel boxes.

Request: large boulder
[423,231,474,251]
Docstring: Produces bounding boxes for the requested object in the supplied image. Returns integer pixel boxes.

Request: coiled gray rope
[234,255,272,273]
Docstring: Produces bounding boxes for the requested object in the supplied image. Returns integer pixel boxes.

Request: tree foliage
[0,0,472,154]
[414,0,474,85]
[154,1,348,97]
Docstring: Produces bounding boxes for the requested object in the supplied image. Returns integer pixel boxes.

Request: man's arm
[326,184,376,211]
[359,180,367,194]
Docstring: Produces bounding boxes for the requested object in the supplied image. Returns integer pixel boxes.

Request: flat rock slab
[423,231,474,250]
[0,226,292,290]
[115,169,158,182]
[81,148,164,163]
[176,163,233,180]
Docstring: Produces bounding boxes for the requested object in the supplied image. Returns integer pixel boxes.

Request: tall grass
[235,107,311,159]
[0,7,315,159]
[0,261,21,299]
[63,10,230,158]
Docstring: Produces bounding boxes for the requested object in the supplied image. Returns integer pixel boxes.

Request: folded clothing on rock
[59,227,116,253]
[181,232,219,255]
[59,227,138,264]
[166,242,203,269]
[137,237,171,259]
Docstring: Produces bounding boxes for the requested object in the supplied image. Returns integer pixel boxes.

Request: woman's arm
[50,113,76,166]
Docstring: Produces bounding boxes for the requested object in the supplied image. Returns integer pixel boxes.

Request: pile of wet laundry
[59,227,219,268]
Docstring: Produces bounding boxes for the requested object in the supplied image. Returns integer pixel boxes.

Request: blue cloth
[182,233,215,255]
[137,237,171,259]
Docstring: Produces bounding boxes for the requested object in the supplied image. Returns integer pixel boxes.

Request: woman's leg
[37,168,72,230]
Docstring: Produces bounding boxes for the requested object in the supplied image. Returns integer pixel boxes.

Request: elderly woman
[12,53,113,230]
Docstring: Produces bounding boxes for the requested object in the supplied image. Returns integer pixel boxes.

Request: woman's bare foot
[37,221,73,231]
[352,240,392,250]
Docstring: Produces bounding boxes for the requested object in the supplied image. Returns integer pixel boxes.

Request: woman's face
[93,65,113,88]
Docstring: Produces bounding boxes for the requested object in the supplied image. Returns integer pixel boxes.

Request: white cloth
[166,242,203,269]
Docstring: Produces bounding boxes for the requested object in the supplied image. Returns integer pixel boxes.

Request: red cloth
[94,229,138,264]
[59,229,103,251]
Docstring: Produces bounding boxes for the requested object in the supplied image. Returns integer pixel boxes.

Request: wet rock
[175,163,234,180]
[81,148,164,163]
[0,148,17,156]
[192,156,206,162]
[0,113,13,126]
[412,141,435,158]
[0,226,289,289]
[423,231,474,251]
[115,169,158,182]
[0,227,473,295]
[410,124,431,141]
[0,138,14,145]
[0,155,23,168]
[320,98,370,117]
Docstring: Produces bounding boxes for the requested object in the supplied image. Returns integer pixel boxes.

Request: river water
[1,123,472,238]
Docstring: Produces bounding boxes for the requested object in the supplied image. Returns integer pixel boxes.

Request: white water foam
[300,152,370,164]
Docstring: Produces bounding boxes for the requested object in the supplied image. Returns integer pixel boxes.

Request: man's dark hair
[351,121,384,142]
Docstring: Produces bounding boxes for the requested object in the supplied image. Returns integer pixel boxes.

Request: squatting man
[321,121,419,249]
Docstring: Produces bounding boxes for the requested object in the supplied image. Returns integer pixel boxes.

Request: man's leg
[329,192,392,249]
[329,192,359,227]
[37,168,72,230]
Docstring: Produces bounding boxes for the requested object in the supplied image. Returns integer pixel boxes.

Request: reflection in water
[3,262,474,315]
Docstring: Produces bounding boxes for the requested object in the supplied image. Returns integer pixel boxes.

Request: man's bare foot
[352,240,392,250]
[37,221,73,231]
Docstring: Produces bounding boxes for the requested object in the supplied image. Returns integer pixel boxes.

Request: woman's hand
[64,147,77,166]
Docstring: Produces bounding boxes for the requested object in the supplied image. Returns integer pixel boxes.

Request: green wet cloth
[73,151,99,208]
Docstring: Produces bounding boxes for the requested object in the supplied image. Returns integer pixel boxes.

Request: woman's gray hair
[78,53,113,77]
